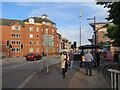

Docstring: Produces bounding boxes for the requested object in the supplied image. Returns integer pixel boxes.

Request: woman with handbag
[61,51,69,79]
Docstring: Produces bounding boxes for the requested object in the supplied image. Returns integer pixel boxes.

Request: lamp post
[87,16,96,46]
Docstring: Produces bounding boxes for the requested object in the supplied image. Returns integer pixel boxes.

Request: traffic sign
[58,48,60,51]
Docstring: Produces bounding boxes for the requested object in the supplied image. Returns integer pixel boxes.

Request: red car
[26,53,42,61]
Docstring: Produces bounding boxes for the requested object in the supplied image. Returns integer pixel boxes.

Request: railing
[108,69,120,90]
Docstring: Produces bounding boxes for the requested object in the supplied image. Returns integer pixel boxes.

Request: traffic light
[74,42,76,49]
[21,44,23,49]
[71,44,74,49]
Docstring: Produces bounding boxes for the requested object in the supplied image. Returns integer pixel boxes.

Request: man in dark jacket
[69,50,74,69]
[95,50,100,67]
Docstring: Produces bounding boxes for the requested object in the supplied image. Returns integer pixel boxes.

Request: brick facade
[0,15,59,57]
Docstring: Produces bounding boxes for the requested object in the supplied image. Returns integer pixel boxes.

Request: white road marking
[17,72,37,88]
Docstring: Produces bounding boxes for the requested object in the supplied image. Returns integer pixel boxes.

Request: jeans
[69,60,73,68]
[86,62,92,75]
[62,68,65,76]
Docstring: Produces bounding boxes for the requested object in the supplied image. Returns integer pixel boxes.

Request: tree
[96,2,120,47]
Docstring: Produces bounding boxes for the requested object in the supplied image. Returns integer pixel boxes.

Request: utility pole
[79,8,81,47]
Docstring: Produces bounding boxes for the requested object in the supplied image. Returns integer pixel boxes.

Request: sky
[1,1,109,46]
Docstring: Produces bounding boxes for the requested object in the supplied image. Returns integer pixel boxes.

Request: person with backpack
[61,51,69,79]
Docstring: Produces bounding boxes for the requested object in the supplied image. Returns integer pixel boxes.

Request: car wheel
[26,59,29,61]
[33,58,36,61]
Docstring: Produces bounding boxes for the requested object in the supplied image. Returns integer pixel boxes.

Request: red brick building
[0,14,58,57]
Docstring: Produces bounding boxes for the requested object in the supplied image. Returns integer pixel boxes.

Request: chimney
[42,14,48,19]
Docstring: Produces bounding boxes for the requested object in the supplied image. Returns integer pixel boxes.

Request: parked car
[26,53,42,61]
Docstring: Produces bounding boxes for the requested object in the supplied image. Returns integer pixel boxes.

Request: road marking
[17,72,37,88]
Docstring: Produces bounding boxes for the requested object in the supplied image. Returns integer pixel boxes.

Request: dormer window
[29,18,34,24]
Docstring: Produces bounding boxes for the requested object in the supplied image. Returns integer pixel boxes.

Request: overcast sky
[1,1,109,46]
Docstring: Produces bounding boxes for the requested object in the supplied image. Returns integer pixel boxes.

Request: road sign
[58,48,60,51]
[43,35,52,47]
[101,41,103,45]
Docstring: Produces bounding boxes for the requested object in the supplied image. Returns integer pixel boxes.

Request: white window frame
[37,41,39,45]
[30,48,33,52]
[52,42,54,47]
[11,26,15,30]
[52,29,54,35]
[11,33,15,37]
[30,27,33,31]
[37,28,39,32]
[30,41,33,45]
[37,34,39,38]
[17,48,20,52]
[46,28,48,35]
[17,26,20,30]
[52,48,54,52]
[16,41,20,45]
[16,33,20,38]
[30,34,33,38]
[11,41,15,45]
[37,48,39,52]
[52,36,54,41]
[12,48,15,52]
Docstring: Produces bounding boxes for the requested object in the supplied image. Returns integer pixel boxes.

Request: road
[2,57,48,88]
[2,56,112,89]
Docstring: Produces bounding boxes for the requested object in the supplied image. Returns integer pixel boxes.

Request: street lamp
[87,16,96,46]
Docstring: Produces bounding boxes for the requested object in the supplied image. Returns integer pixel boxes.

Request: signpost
[43,35,52,73]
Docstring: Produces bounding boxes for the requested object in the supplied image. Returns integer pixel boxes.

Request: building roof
[24,17,55,24]
[0,16,55,26]
[0,18,24,26]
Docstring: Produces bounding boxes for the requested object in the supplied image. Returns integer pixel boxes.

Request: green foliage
[96,2,120,47]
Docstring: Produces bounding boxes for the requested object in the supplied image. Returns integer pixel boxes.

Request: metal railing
[108,69,120,90]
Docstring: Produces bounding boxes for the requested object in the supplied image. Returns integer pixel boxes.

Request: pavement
[24,61,110,88]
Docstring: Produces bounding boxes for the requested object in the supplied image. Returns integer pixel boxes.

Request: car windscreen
[27,54,33,56]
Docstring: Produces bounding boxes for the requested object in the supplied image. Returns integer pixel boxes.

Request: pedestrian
[61,51,69,79]
[69,50,74,69]
[95,49,100,67]
[114,51,119,62]
[85,50,93,76]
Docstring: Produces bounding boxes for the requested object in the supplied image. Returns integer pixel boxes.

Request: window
[46,28,48,34]
[17,34,20,38]
[17,26,20,30]
[37,41,39,45]
[12,48,15,52]
[12,41,15,44]
[42,28,43,32]
[30,41,33,45]
[29,18,34,24]
[30,48,33,52]
[52,29,54,35]
[52,36,54,41]
[37,28,39,32]
[17,41,20,45]
[11,26,15,30]
[52,48,54,52]
[37,34,39,38]
[17,48,20,52]
[30,27,33,31]
[46,48,48,52]
[12,33,15,37]
[52,42,54,47]
[37,48,39,52]
[30,34,33,38]
[43,21,46,25]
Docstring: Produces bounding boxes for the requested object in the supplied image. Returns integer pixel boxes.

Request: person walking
[85,50,93,76]
[95,49,100,67]
[61,51,69,79]
[69,50,74,69]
